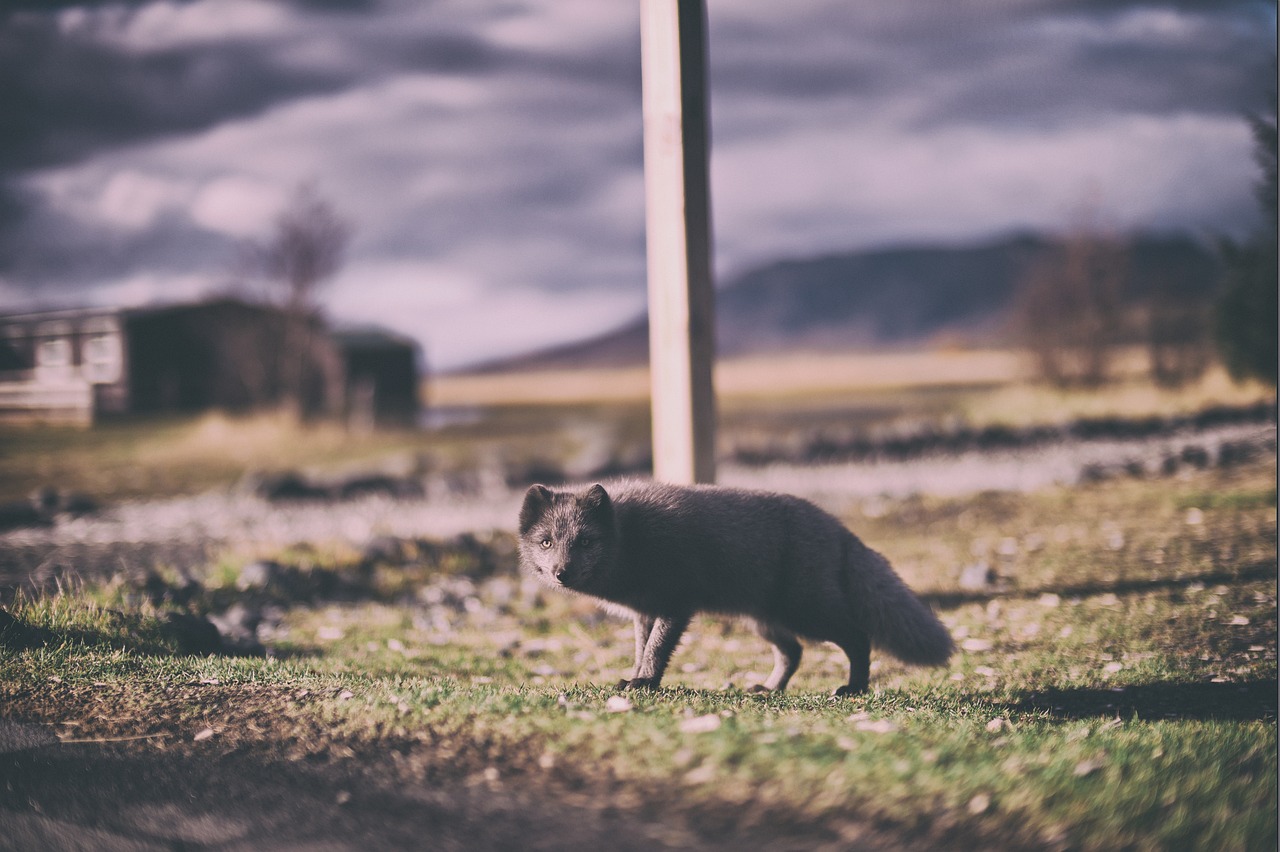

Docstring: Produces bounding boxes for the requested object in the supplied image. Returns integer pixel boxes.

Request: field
[0,350,1275,849]
[1,350,1268,505]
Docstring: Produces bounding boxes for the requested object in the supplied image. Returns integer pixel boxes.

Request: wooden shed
[332,327,423,430]
[0,299,420,427]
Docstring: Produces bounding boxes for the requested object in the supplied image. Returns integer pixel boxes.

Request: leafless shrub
[1016,229,1129,388]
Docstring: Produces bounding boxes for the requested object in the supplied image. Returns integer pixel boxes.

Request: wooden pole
[640,0,716,485]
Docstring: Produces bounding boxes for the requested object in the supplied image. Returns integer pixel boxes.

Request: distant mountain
[469,232,1221,373]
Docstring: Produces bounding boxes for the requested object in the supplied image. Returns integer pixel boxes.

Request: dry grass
[960,364,1273,427]
[432,347,1271,417]
[0,411,422,503]
[432,348,1028,408]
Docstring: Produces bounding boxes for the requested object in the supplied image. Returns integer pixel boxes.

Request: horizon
[0,225,1228,374]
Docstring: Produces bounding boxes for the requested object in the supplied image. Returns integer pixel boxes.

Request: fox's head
[517,483,617,592]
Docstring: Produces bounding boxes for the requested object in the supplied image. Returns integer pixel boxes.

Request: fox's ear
[519,484,554,533]
[578,483,613,517]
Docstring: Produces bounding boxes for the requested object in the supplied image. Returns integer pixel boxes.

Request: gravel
[1,420,1273,593]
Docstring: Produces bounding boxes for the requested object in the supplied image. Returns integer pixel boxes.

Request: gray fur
[517,480,953,696]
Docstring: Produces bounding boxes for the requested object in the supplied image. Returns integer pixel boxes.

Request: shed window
[35,337,73,381]
[37,338,71,366]
[82,333,123,383]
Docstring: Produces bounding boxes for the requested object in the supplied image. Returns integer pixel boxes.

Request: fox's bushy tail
[847,542,953,666]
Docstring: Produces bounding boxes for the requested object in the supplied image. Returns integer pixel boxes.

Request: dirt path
[0,732,890,852]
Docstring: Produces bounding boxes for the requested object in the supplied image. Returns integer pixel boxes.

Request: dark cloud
[711,1,1274,134]
[0,190,228,291]
[0,0,1272,366]
[0,10,513,174]
[288,0,380,12]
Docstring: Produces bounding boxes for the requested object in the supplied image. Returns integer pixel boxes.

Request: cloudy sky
[0,0,1274,369]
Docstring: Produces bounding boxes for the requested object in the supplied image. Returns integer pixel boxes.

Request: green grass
[2,459,1274,850]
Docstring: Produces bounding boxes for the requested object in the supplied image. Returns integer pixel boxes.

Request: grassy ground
[2,457,1274,849]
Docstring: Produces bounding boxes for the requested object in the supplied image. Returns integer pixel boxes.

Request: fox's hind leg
[747,620,803,693]
[833,629,871,697]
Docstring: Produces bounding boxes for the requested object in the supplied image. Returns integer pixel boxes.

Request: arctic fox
[517,480,953,696]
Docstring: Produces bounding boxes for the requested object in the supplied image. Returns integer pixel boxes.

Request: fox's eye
[540,538,552,550]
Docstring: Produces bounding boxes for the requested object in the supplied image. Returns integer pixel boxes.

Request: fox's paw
[832,684,868,698]
[746,684,774,694]
[620,677,660,692]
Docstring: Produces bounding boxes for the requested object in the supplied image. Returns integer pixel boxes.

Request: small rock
[1073,758,1103,777]
[1079,463,1110,484]
[958,562,995,591]
[853,718,897,735]
[1180,446,1210,469]
[253,471,332,502]
[678,714,722,734]
[338,474,423,501]
[207,604,265,655]
[236,560,282,591]
[362,535,407,565]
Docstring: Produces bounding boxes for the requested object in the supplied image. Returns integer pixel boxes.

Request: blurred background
[0,0,1275,503]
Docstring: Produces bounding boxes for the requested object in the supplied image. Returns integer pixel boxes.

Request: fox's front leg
[622,614,690,691]
[615,614,656,689]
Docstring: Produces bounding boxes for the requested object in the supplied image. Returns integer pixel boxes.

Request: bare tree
[259,184,351,314]
[248,184,352,417]
[1016,227,1130,388]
